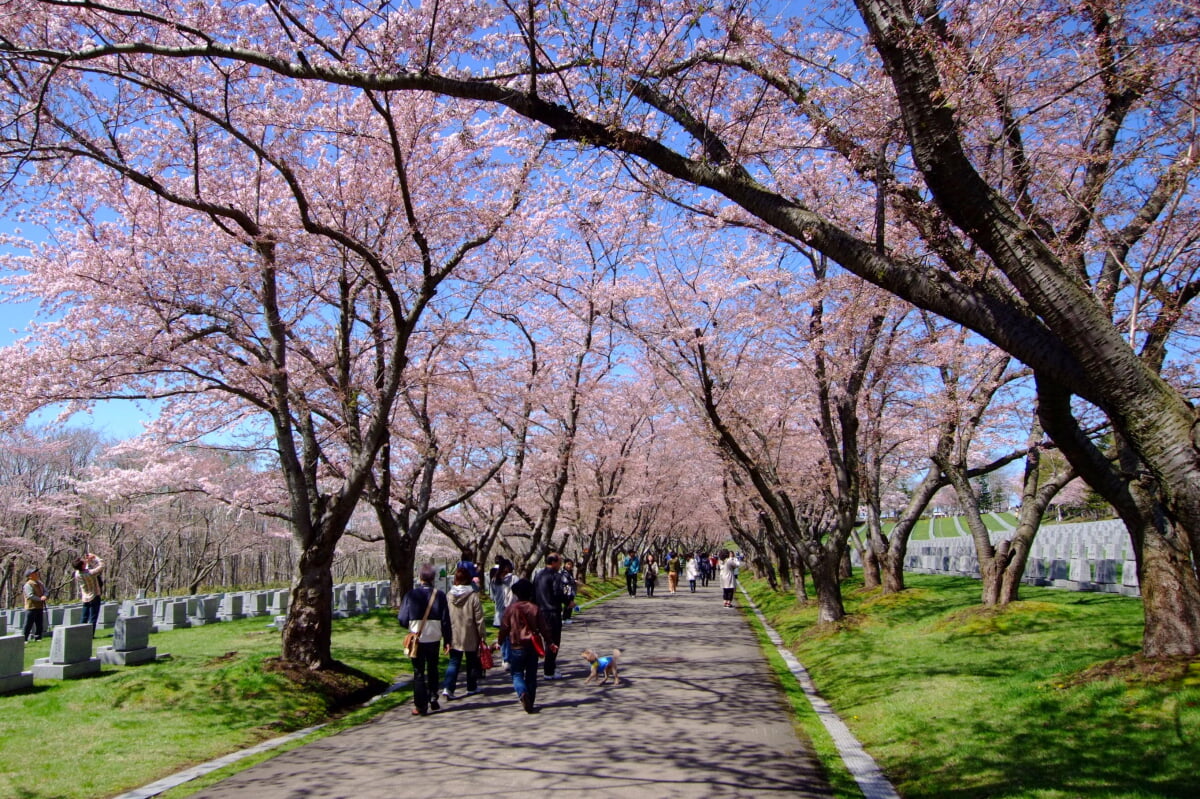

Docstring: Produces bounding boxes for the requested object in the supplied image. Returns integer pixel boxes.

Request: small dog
[581,648,622,685]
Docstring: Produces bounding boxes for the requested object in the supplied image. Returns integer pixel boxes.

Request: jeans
[625,572,638,596]
[411,640,441,711]
[688,578,696,593]
[508,643,539,706]
[443,648,482,694]
[645,575,657,596]
[81,596,102,634]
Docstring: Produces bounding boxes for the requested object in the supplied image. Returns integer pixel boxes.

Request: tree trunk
[1138,526,1200,657]
[791,551,809,604]
[811,556,846,624]
[281,544,336,669]
[861,532,882,590]
[384,529,417,610]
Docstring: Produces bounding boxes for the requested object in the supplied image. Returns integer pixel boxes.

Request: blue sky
[0,298,154,440]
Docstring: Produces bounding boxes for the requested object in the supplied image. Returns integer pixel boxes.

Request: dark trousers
[411,640,441,711]
[23,607,45,640]
[645,575,657,596]
[443,649,481,694]
[625,571,638,596]
[543,614,563,677]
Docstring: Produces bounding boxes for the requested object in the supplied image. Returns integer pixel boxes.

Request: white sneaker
[441,689,454,699]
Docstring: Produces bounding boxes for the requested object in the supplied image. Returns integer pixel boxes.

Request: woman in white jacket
[719,550,740,608]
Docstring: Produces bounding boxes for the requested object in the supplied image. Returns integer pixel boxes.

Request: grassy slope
[744,574,1200,799]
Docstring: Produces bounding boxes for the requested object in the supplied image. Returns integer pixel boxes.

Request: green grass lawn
[743,574,1200,799]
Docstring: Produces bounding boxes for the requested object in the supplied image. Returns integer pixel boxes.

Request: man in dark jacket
[533,552,565,679]
[398,564,452,716]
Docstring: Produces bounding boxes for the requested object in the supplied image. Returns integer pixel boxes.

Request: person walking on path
[643,553,659,597]
[560,558,578,623]
[72,552,104,634]
[22,567,48,642]
[398,564,452,716]
[497,578,556,714]
[684,554,699,594]
[666,552,681,594]
[533,552,565,678]
[443,567,487,700]
[719,549,741,608]
[621,551,640,597]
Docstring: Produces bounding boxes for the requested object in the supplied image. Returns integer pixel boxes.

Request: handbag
[404,589,437,658]
[531,633,546,657]
[478,639,494,670]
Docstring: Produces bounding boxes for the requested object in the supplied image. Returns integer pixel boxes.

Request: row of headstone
[1,580,393,694]
[0,616,162,693]
[901,519,1141,596]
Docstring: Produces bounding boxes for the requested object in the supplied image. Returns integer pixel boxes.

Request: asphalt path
[185,583,833,798]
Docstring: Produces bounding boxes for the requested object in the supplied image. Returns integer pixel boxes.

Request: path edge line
[739,584,902,799]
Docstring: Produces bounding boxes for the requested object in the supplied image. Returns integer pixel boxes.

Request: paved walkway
[186,585,833,798]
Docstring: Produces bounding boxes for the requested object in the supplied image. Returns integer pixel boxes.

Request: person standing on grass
[73,552,104,635]
[443,567,487,701]
[622,551,641,597]
[719,549,740,608]
[533,552,565,679]
[497,578,556,714]
[398,564,452,716]
[23,567,48,642]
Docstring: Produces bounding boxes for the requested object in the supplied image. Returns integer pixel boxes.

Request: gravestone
[48,606,65,627]
[63,606,84,626]
[218,594,245,621]
[97,615,158,666]
[1093,559,1120,592]
[99,602,119,628]
[269,591,290,616]
[190,596,220,626]
[31,623,101,679]
[1121,558,1140,597]
[246,592,269,617]
[0,615,6,636]
[0,634,34,693]
[360,585,377,612]
[156,600,191,631]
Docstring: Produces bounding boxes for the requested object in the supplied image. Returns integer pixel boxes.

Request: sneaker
[430,697,440,711]
[465,689,479,697]
[519,692,533,713]
[441,689,454,700]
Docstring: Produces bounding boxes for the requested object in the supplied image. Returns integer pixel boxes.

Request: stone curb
[739,584,901,799]
[112,724,327,799]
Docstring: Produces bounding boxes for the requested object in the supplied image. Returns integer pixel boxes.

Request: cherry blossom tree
[2,0,1197,655]
[0,30,540,668]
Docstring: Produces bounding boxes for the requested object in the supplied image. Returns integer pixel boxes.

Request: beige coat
[447,585,485,652]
